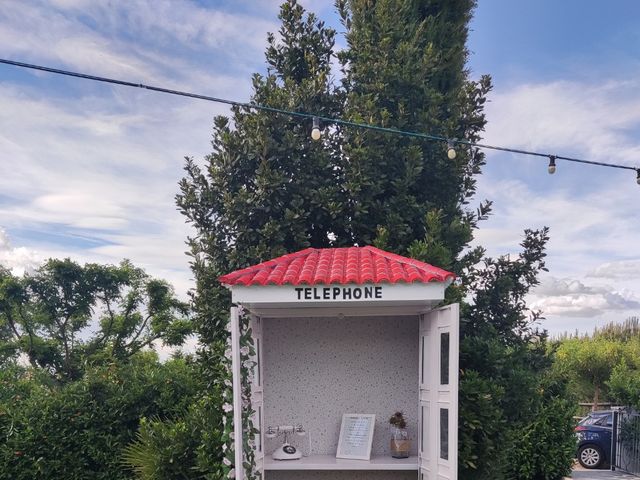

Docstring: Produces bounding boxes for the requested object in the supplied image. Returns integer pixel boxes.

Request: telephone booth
[220,246,459,480]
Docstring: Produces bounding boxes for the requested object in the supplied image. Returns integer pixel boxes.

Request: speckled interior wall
[263,315,419,480]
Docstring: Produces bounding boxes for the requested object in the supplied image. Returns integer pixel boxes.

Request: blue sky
[0,0,639,337]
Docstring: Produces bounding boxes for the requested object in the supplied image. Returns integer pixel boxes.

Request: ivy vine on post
[222,307,258,479]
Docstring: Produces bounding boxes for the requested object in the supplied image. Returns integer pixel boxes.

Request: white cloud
[0,228,41,275]
[0,78,213,298]
[534,277,608,297]
[588,260,640,280]
[531,276,640,318]
[484,80,640,166]
[474,178,640,274]
[0,0,276,84]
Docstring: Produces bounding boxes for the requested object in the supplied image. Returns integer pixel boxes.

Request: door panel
[418,304,459,480]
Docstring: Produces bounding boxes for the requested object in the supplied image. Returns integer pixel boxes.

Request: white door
[230,308,264,480]
[418,303,459,480]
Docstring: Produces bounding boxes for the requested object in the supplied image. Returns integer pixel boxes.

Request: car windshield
[580,413,612,426]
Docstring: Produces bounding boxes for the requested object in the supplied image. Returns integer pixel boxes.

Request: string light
[0,58,638,186]
[311,117,321,141]
[447,139,457,160]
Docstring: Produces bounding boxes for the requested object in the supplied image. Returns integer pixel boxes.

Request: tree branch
[124,312,152,352]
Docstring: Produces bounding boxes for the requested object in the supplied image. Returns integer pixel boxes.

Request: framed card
[336,413,376,460]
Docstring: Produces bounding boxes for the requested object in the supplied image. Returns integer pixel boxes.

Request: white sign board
[336,413,376,460]
[231,283,447,305]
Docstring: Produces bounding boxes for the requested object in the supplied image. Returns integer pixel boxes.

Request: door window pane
[421,404,429,458]
[257,406,262,453]
[421,336,426,384]
[440,332,450,385]
[420,405,425,454]
[256,338,261,387]
[440,408,449,460]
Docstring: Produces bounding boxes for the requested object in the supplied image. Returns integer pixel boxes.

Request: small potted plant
[389,411,410,458]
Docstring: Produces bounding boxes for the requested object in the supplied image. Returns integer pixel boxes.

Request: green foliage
[457,228,574,479]
[555,335,634,408]
[457,369,505,472]
[336,0,492,257]
[0,355,201,480]
[0,259,191,381]
[505,388,576,480]
[123,415,200,480]
[551,317,640,411]
[608,353,640,409]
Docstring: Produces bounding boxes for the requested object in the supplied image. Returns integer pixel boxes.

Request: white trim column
[230,306,244,480]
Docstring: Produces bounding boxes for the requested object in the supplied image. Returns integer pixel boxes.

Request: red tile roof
[219,246,455,286]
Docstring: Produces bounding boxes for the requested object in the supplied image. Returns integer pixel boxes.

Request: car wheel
[578,444,604,469]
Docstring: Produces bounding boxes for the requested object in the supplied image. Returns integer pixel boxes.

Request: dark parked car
[575,410,613,469]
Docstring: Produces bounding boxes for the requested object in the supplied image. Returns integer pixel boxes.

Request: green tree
[555,336,631,409]
[336,0,491,263]
[0,259,191,381]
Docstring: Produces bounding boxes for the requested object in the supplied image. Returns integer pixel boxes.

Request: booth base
[264,454,418,471]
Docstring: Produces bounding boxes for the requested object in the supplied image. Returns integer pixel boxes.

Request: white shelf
[264,454,418,471]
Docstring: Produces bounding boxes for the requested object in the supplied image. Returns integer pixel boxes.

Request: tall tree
[336,0,491,265]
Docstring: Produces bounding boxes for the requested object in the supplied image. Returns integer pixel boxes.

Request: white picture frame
[336,413,376,460]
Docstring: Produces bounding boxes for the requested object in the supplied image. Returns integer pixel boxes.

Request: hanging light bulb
[447,139,457,160]
[548,155,557,174]
[311,117,321,141]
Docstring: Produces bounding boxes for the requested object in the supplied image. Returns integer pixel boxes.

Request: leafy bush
[0,354,201,480]
[123,416,199,480]
[505,375,577,480]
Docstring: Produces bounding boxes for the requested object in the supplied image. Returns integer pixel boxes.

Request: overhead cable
[1,58,638,180]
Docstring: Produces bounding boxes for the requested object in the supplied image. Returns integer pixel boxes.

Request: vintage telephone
[265,424,306,460]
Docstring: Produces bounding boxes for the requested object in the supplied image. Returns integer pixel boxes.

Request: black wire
[1,58,638,174]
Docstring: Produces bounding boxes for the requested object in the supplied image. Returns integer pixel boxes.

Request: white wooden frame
[230,307,244,480]
[228,283,460,479]
[336,413,376,460]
